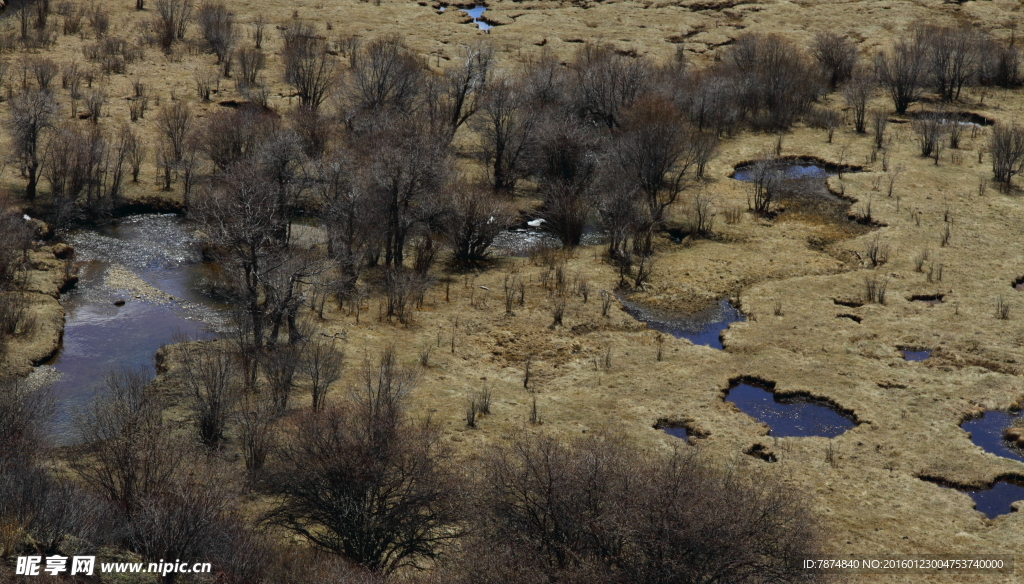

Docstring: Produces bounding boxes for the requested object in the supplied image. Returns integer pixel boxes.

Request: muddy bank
[3,245,76,377]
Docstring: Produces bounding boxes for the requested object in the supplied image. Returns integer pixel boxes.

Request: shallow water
[491,226,605,257]
[618,297,743,350]
[660,426,689,442]
[934,479,1024,519]
[461,5,491,30]
[725,381,855,438]
[961,410,1024,464]
[45,215,226,440]
[901,349,931,362]
[731,160,859,216]
[732,163,831,182]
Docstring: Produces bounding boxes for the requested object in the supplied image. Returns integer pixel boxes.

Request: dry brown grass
[5,0,1024,579]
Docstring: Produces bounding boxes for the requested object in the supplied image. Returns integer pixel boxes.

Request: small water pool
[732,163,831,182]
[619,298,743,350]
[961,410,1024,464]
[660,426,689,442]
[930,478,1024,519]
[461,5,491,30]
[725,380,856,438]
[900,348,931,362]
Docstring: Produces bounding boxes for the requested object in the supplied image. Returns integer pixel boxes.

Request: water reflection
[725,380,855,438]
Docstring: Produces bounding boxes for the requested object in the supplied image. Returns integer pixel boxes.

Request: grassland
[5,1,1024,581]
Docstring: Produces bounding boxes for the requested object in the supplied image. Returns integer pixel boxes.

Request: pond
[43,214,227,441]
[658,425,690,443]
[618,297,743,350]
[732,163,832,182]
[731,158,864,222]
[900,348,931,362]
[929,478,1024,519]
[461,5,491,30]
[725,380,856,438]
[961,410,1024,464]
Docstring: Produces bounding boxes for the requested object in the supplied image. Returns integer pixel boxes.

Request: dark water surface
[932,479,1024,519]
[45,215,226,440]
[901,349,932,362]
[961,410,1024,464]
[660,426,689,442]
[619,297,744,350]
[732,163,832,182]
[725,381,856,438]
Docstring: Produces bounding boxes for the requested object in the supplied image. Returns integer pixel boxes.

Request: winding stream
[44,214,226,440]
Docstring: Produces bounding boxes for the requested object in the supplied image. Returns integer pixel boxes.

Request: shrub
[811,32,857,89]
[263,348,460,574]
[451,433,826,584]
[991,123,1024,188]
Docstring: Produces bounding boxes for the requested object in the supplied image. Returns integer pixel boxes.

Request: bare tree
[808,106,840,142]
[871,108,889,150]
[0,463,109,556]
[177,339,240,447]
[724,33,819,130]
[197,1,234,63]
[474,73,539,192]
[290,106,333,159]
[875,33,927,114]
[127,472,237,584]
[191,162,323,346]
[84,88,104,124]
[264,347,461,574]
[157,100,193,166]
[614,97,709,227]
[425,42,492,143]
[282,23,336,111]
[26,56,58,91]
[71,367,187,517]
[912,113,948,163]
[236,393,276,474]
[252,14,265,49]
[155,0,193,48]
[978,34,1021,88]
[0,376,52,470]
[533,117,602,247]
[235,46,265,89]
[843,69,872,133]
[746,155,784,215]
[6,89,57,199]
[301,337,344,412]
[441,182,514,267]
[571,42,650,129]
[991,123,1024,189]
[125,128,146,182]
[811,32,857,89]
[319,151,371,303]
[343,33,424,116]
[924,24,980,102]
[681,192,715,237]
[355,113,450,268]
[201,106,278,171]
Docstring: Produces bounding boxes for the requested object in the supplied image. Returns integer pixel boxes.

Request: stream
[43,214,227,441]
